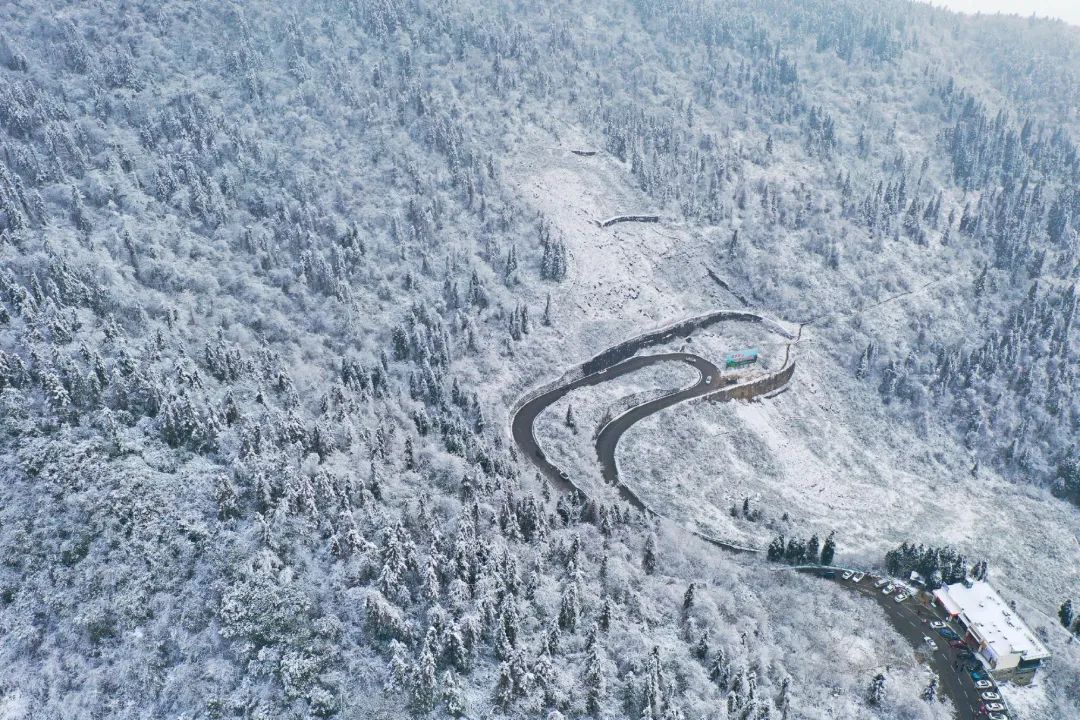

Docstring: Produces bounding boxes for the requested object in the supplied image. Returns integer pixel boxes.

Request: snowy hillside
[0,1,1078,719]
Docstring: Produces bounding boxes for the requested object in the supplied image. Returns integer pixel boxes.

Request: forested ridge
[0,1,1077,718]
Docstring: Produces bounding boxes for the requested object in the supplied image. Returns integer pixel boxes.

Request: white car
[981,692,1001,701]
[930,621,946,629]
[975,680,994,689]
[923,636,937,650]
[984,703,1006,713]
[842,571,853,580]
[894,593,908,603]
[882,584,895,595]
[987,714,1009,720]
[705,376,713,384]
[874,578,889,588]
[851,572,865,582]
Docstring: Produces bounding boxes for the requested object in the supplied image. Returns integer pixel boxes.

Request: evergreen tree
[709,647,730,689]
[494,662,515,709]
[442,671,466,717]
[643,533,658,575]
[767,535,785,562]
[411,641,438,712]
[921,676,938,703]
[1060,599,1075,629]
[558,581,579,632]
[856,343,873,379]
[683,582,696,611]
[867,673,886,707]
[694,630,709,661]
[974,265,988,298]
[584,637,606,715]
[777,676,791,719]
[387,640,411,691]
[806,535,820,564]
[599,595,612,631]
[820,531,836,566]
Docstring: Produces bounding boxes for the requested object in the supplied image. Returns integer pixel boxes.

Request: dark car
[937,627,960,640]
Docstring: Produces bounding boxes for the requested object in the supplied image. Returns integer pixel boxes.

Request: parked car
[987,713,1009,720]
[938,627,960,640]
[842,570,853,580]
[975,680,993,689]
[958,650,975,660]
[874,578,889,588]
[970,670,989,681]
[882,584,895,595]
[894,592,908,603]
[930,621,946,629]
[559,470,569,480]
[851,572,865,582]
[983,703,1006,713]
[822,570,837,579]
[981,692,1001,701]
[923,636,937,650]
[948,640,965,649]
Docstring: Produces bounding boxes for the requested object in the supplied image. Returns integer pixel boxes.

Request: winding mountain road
[511,351,721,508]
[510,313,987,719]
[511,310,795,551]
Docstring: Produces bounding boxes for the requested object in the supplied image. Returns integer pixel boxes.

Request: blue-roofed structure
[725,348,759,368]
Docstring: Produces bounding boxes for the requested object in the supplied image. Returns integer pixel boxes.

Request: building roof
[933,586,962,616]
[940,581,1051,662]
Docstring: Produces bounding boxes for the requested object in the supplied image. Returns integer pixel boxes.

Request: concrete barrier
[580,309,791,377]
[705,358,796,402]
[598,214,660,228]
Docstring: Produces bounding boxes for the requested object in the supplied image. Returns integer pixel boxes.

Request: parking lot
[804,568,1012,720]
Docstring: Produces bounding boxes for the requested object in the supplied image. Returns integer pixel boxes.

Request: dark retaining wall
[599,214,660,227]
[581,310,779,375]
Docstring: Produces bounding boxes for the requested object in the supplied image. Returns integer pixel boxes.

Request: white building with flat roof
[933,580,1051,675]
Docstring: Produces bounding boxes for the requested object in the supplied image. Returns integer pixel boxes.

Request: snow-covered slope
[0,1,1077,719]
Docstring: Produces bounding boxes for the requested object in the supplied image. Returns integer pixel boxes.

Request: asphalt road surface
[511,344,772,555]
[511,351,719,506]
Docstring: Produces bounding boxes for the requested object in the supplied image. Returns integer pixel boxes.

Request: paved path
[511,351,719,506]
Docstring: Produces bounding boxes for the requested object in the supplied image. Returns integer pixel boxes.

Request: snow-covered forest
[0,1,1078,719]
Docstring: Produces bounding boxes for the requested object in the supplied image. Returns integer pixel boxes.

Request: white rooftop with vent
[934,580,1051,672]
